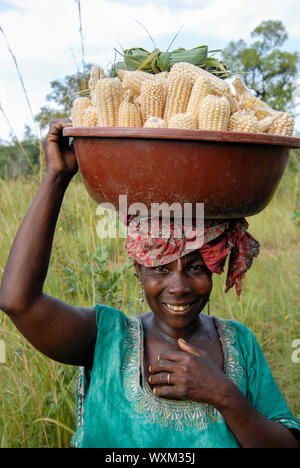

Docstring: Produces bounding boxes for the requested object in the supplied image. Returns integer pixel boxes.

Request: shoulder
[212,317,269,388]
[213,316,261,360]
[94,304,130,331]
[214,316,256,341]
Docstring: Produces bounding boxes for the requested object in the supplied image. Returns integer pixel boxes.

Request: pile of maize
[71,63,294,137]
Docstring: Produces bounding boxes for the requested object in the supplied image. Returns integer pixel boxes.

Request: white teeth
[166,304,190,311]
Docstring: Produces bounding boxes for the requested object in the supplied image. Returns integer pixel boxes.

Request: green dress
[71,305,300,448]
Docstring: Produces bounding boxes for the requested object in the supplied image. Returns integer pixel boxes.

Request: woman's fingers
[149,372,187,400]
[47,119,72,141]
[149,372,176,386]
[45,120,69,154]
[177,338,206,357]
[156,350,186,362]
[153,384,186,400]
[149,360,183,374]
[44,119,78,177]
[149,340,209,400]
[49,118,72,129]
[155,340,206,363]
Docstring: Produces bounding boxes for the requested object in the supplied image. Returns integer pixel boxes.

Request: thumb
[177,338,204,357]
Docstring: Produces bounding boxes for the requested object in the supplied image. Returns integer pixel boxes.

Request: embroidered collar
[122,316,243,431]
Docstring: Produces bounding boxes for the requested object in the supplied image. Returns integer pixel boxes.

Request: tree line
[0,20,299,178]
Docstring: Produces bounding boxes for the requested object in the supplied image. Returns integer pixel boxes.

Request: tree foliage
[35,64,93,130]
[0,126,40,178]
[222,20,299,113]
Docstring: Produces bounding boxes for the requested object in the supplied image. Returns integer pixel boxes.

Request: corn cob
[95,78,123,126]
[118,91,142,127]
[170,62,231,96]
[186,76,212,121]
[117,69,155,96]
[83,106,99,127]
[71,97,92,127]
[267,112,294,136]
[227,113,284,134]
[232,77,281,120]
[89,65,105,105]
[143,117,167,128]
[256,116,279,133]
[164,72,193,123]
[228,111,259,133]
[89,67,103,94]
[134,94,142,108]
[140,79,165,123]
[224,92,238,114]
[90,90,97,107]
[198,95,230,131]
[168,113,197,129]
[170,62,205,84]
[89,64,105,84]
[155,72,169,92]
[239,95,274,120]
[155,71,169,82]
[232,77,248,97]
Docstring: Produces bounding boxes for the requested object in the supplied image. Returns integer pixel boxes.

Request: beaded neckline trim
[122,316,243,431]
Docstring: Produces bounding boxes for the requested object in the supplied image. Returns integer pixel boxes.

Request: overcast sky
[1,0,300,141]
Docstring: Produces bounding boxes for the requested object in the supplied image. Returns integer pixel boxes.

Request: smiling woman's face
[135,250,212,331]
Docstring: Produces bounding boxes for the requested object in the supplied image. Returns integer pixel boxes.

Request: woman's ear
[134,262,143,283]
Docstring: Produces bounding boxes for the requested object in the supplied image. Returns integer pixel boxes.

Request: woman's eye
[189,264,204,271]
[154,266,168,272]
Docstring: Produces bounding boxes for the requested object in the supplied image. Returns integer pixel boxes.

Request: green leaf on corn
[111,45,229,78]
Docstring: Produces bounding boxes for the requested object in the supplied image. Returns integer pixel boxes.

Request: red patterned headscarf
[124,216,260,296]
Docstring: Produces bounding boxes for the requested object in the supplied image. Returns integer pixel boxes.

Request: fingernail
[179,338,186,343]
[149,366,152,372]
[148,376,152,383]
[153,387,157,395]
[157,354,160,361]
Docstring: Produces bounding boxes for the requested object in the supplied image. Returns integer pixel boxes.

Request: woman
[0,119,299,448]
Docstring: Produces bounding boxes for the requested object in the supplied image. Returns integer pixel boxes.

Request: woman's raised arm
[0,120,97,367]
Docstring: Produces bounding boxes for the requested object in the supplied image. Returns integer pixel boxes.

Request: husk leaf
[111,45,228,77]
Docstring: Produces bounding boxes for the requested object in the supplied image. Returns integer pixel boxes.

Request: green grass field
[0,152,299,448]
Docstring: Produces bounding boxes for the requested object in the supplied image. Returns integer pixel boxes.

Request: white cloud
[0,0,22,13]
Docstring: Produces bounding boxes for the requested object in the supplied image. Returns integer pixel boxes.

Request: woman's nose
[167,271,192,295]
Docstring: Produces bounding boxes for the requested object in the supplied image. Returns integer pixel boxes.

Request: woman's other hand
[44,119,78,179]
[148,338,231,407]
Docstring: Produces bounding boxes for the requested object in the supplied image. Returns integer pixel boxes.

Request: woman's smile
[135,250,212,334]
[162,299,200,316]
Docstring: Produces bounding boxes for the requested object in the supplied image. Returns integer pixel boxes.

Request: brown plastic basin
[63,127,300,219]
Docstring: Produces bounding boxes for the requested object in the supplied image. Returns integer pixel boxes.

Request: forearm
[0,171,71,315]
[216,382,299,448]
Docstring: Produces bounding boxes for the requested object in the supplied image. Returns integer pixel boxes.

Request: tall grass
[0,0,122,447]
[0,152,299,447]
